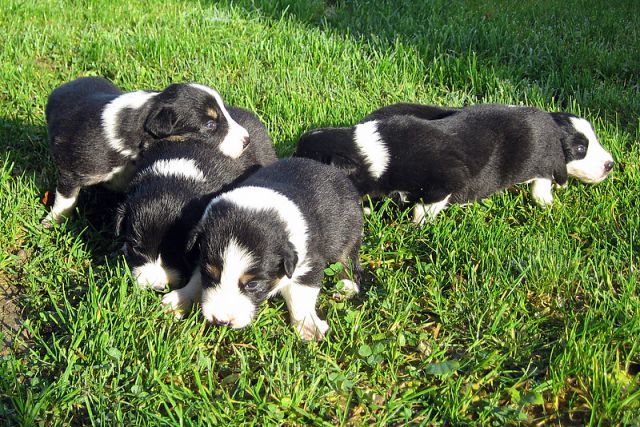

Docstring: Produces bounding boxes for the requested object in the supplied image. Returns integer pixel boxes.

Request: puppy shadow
[1,117,129,332]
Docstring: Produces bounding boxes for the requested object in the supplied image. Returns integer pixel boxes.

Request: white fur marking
[566,117,613,184]
[200,238,256,328]
[44,190,78,225]
[280,282,328,341]
[101,163,136,191]
[162,269,202,318]
[531,178,554,207]
[206,187,309,270]
[188,84,249,159]
[413,195,451,224]
[132,255,181,290]
[340,279,359,296]
[102,91,157,155]
[139,158,207,182]
[353,121,389,180]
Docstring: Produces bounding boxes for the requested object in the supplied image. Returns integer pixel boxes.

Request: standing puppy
[116,108,277,290]
[163,158,363,341]
[44,76,250,224]
[294,103,614,223]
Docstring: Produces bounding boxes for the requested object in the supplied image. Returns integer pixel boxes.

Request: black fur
[192,158,363,333]
[116,107,277,287]
[295,103,611,211]
[44,76,251,223]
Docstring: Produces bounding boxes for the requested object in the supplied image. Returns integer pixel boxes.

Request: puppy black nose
[214,317,231,326]
[242,136,250,149]
[604,161,614,172]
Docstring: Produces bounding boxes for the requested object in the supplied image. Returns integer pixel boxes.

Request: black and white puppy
[294,103,614,223]
[163,158,363,341]
[44,76,251,224]
[116,108,277,290]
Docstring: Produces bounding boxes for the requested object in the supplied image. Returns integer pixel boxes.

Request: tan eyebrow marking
[240,273,255,285]
[165,134,186,142]
[205,264,221,281]
[207,107,218,120]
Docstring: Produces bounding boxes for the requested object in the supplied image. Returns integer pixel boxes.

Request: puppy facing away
[294,103,615,223]
[116,108,277,290]
[162,158,363,341]
[44,76,251,225]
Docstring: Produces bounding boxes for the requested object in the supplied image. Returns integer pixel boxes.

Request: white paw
[531,179,554,207]
[294,315,329,341]
[161,290,193,319]
[333,279,359,299]
[532,191,554,207]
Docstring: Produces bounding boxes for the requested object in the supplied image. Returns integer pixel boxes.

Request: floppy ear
[552,137,569,186]
[114,203,127,236]
[553,159,568,186]
[185,220,204,253]
[144,106,179,138]
[281,241,298,279]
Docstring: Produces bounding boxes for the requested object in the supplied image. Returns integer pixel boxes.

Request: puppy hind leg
[335,243,362,298]
[42,180,80,226]
[531,178,554,207]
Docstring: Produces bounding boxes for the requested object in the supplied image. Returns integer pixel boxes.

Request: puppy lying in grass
[44,76,251,225]
[116,107,276,290]
[295,103,614,223]
[163,158,363,341]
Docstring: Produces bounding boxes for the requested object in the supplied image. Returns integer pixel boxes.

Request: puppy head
[144,83,250,158]
[116,185,204,290]
[190,205,297,329]
[294,127,372,192]
[552,113,614,184]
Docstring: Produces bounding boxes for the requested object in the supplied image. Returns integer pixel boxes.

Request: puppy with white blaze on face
[44,76,250,225]
[116,107,276,291]
[162,158,363,341]
[294,103,614,224]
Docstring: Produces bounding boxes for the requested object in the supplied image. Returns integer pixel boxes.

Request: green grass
[1,0,639,424]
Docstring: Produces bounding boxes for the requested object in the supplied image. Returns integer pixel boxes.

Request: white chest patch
[132,255,181,290]
[139,158,207,182]
[102,91,157,156]
[353,120,389,180]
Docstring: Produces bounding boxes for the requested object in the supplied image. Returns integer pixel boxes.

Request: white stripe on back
[140,158,207,182]
[353,120,389,179]
[102,91,157,155]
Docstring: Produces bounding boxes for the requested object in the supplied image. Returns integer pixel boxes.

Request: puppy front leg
[161,269,202,318]
[531,178,554,207]
[280,281,328,341]
[413,194,451,225]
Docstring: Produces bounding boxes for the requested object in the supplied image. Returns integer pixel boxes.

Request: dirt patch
[0,272,27,356]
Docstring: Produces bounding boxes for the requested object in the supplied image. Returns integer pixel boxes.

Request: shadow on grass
[0,117,125,263]
[214,0,639,131]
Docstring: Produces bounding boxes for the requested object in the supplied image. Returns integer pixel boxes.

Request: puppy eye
[206,120,216,129]
[577,144,586,154]
[244,281,259,291]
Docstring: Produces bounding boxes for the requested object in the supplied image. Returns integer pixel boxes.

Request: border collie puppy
[116,108,277,290]
[163,158,363,341]
[294,103,614,223]
[44,76,251,225]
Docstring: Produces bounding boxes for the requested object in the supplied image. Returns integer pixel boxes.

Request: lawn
[1,0,639,424]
